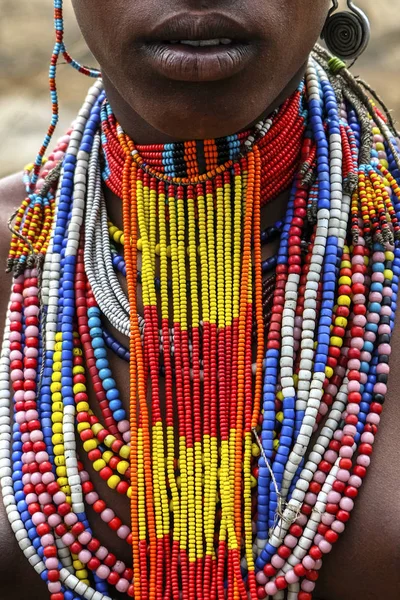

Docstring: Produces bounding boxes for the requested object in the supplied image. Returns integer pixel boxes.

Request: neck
[102,62,307,145]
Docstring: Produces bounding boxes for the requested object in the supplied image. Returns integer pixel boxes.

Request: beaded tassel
[2,48,400,600]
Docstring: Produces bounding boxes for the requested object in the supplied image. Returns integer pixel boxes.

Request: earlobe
[321,0,370,62]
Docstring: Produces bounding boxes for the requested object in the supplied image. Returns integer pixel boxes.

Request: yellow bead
[54,444,65,456]
[120,234,124,245]
[91,423,103,436]
[103,451,113,464]
[55,332,62,342]
[56,467,67,478]
[52,372,61,383]
[52,434,63,445]
[119,445,130,460]
[335,316,347,328]
[250,475,257,488]
[273,439,279,451]
[127,486,132,499]
[53,352,62,362]
[93,459,106,472]
[75,570,88,580]
[73,366,85,375]
[325,366,334,379]
[76,401,89,413]
[375,142,385,152]
[52,422,63,434]
[54,456,65,467]
[73,348,83,356]
[338,296,351,307]
[51,412,62,423]
[117,460,129,475]
[137,239,143,251]
[385,251,395,262]
[251,443,260,458]
[52,392,62,403]
[339,276,351,286]
[73,383,86,394]
[331,336,343,348]
[77,422,90,433]
[107,475,121,490]
[50,382,62,393]
[276,411,284,424]
[83,439,97,452]
[384,269,393,281]
[276,391,284,402]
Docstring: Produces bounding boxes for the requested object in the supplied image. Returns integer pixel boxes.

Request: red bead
[336,510,350,522]
[47,570,60,582]
[263,564,277,577]
[294,564,306,577]
[309,546,322,560]
[307,570,319,582]
[298,594,312,600]
[277,545,291,559]
[359,443,373,456]
[325,530,339,544]
[275,576,287,590]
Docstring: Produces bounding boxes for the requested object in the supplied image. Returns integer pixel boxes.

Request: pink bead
[327,491,341,504]
[374,382,387,395]
[348,475,362,488]
[24,305,39,317]
[62,533,75,546]
[347,380,360,393]
[22,474,31,485]
[314,534,323,546]
[14,390,25,402]
[32,512,46,525]
[301,580,315,593]
[319,403,328,417]
[339,446,353,459]
[331,520,345,534]
[297,513,308,527]
[46,557,59,570]
[302,556,315,570]
[101,508,115,523]
[24,326,39,338]
[360,373,367,385]
[352,314,366,327]
[85,492,98,505]
[366,413,380,425]
[256,571,268,585]
[114,561,125,574]
[41,533,55,547]
[9,332,21,342]
[314,471,326,484]
[381,306,392,316]
[11,370,24,382]
[23,452,35,464]
[305,493,317,506]
[343,425,356,436]
[10,350,23,361]
[117,420,130,433]
[347,359,360,370]
[10,292,23,302]
[117,525,130,540]
[78,550,92,564]
[347,403,360,415]
[351,272,364,283]
[23,287,38,299]
[48,583,62,594]
[361,432,374,445]
[383,286,393,297]
[265,582,278,596]
[30,430,43,443]
[10,312,22,322]
[80,470,89,483]
[360,350,371,362]
[340,497,354,512]
[53,492,66,505]
[38,493,52,505]
[25,409,39,421]
[319,540,332,554]
[78,531,92,546]
[333,431,343,442]
[324,450,337,464]
[284,534,298,549]
[64,512,78,526]
[25,347,38,358]
[285,570,299,585]
[372,251,385,262]
[367,312,380,324]
[326,384,337,396]
[352,255,364,265]
[24,391,37,401]
[378,324,391,335]
[271,554,285,569]
[36,451,49,464]
[378,343,392,356]
[42,472,55,485]
[116,579,130,593]
[96,546,108,561]
[376,362,390,374]
[48,514,62,527]
[96,565,111,580]
[337,469,350,482]
[24,370,37,382]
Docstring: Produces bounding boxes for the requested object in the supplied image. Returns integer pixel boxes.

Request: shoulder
[0,174,48,599]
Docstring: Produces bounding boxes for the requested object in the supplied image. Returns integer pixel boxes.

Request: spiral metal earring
[322,0,370,61]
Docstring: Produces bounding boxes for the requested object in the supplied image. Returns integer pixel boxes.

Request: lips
[140,12,257,82]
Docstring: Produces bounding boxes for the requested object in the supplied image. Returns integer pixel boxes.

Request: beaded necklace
[2,43,400,600]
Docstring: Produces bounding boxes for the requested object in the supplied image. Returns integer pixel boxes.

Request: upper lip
[142,12,254,43]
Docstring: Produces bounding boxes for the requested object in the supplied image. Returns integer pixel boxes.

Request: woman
[0,1,399,598]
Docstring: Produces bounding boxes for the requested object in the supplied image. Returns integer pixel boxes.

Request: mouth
[140,13,257,82]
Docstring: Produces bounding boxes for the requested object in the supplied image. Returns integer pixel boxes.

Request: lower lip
[142,42,255,82]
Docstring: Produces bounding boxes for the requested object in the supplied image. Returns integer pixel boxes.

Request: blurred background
[0,0,399,177]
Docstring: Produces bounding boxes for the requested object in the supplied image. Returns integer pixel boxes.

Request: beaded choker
[2,47,400,600]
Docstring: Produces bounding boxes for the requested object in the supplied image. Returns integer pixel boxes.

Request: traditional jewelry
[1,5,400,598]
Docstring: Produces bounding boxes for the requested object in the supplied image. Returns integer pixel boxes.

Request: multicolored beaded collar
[2,44,400,600]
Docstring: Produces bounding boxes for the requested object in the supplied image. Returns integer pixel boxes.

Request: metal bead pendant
[322,0,370,61]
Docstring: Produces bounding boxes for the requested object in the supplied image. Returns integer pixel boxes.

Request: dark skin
[0,0,399,598]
